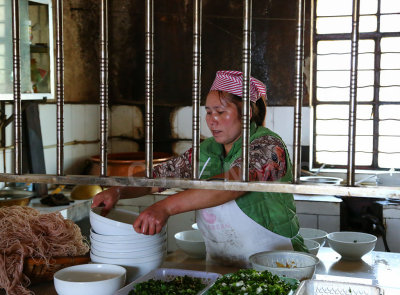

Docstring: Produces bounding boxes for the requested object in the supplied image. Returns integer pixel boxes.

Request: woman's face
[205,91,242,154]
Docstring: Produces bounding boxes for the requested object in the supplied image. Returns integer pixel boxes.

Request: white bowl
[327,231,377,260]
[90,228,166,244]
[91,245,166,259]
[90,208,166,236]
[299,228,328,247]
[300,176,343,185]
[303,239,320,255]
[249,250,319,281]
[90,252,164,283]
[90,237,166,253]
[174,230,206,258]
[192,223,199,230]
[53,264,126,295]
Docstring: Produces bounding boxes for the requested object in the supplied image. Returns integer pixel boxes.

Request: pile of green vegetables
[207,269,298,295]
[128,275,206,295]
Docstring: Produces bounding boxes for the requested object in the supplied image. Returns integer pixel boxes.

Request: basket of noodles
[0,206,90,295]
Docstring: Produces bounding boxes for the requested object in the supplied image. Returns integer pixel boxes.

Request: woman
[92,70,306,266]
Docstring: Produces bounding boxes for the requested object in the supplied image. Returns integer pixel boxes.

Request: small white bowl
[90,208,166,236]
[299,228,328,247]
[53,264,126,295]
[303,239,320,255]
[327,231,377,260]
[192,223,199,230]
[90,252,164,283]
[249,250,319,281]
[174,230,206,258]
[90,237,166,253]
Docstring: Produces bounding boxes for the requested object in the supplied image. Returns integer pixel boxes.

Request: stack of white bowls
[89,207,167,283]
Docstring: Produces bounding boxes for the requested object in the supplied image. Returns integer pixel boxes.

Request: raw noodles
[0,206,89,295]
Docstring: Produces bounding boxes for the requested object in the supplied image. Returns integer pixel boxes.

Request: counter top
[5,247,399,295]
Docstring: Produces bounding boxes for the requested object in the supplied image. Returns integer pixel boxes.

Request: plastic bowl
[249,250,319,281]
[90,251,165,283]
[174,230,206,258]
[303,239,320,255]
[327,231,377,260]
[90,207,166,236]
[53,264,126,295]
[299,228,328,247]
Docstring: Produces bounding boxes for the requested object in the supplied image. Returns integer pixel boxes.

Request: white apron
[196,200,293,267]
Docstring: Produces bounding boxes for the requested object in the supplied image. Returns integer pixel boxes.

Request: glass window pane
[316,120,348,135]
[380,105,400,119]
[358,53,374,70]
[317,54,350,70]
[378,153,400,168]
[381,14,400,32]
[316,151,348,165]
[316,105,349,119]
[360,15,377,32]
[357,105,373,119]
[317,70,349,87]
[317,0,377,16]
[356,152,373,165]
[381,37,400,52]
[356,135,373,152]
[357,120,373,135]
[358,70,374,87]
[380,70,400,86]
[316,0,352,16]
[379,136,400,152]
[381,53,400,69]
[380,120,400,136]
[380,86,400,102]
[381,0,400,13]
[318,40,350,54]
[357,86,374,102]
[316,135,348,151]
[317,17,351,34]
[317,87,349,101]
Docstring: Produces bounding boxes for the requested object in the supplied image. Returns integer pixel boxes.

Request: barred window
[312,0,400,170]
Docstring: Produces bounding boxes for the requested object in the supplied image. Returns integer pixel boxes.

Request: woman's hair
[216,91,267,126]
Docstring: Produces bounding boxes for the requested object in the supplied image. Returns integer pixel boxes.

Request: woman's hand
[91,187,120,216]
[133,200,170,235]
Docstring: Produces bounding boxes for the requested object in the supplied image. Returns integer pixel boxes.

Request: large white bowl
[90,208,166,236]
[303,239,321,255]
[90,228,166,244]
[53,264,126,295]
[327,231,377,260]
[299,228,328,247]
[91,246,166,260]
[90,252,164,283]
[174,230,206,258]
[90,237,166,253]
[249,250,319,281]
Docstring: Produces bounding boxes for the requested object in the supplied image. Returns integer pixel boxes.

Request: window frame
[311,0,400,171]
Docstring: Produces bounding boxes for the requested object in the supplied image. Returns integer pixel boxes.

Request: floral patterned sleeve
[231,135,287,181]
[153,148,193,179]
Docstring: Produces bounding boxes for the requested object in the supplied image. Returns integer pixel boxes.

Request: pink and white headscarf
[209,70,267,103]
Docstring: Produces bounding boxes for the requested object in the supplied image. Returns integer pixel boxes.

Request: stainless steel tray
[294,279,384,295]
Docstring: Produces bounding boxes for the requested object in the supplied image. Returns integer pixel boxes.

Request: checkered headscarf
[210,70,267,103]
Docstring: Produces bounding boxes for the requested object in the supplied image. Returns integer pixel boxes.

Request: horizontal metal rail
[0,174,399,199]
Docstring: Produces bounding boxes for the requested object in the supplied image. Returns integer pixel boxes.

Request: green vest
[199,122,306,252]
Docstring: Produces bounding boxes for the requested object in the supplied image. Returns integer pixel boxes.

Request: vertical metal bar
[241,0,252,182]
[56,0,64,176]
[12,0,22,175]
[293,0,306,183]
[192,0,202,180]
[100,0,109,177]
[310,0,317,171]
[145,0,154,178]
[347,0,361,186]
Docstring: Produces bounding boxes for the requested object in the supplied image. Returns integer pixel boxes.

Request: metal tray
[114,268,221,295]
[294,279,384,295]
